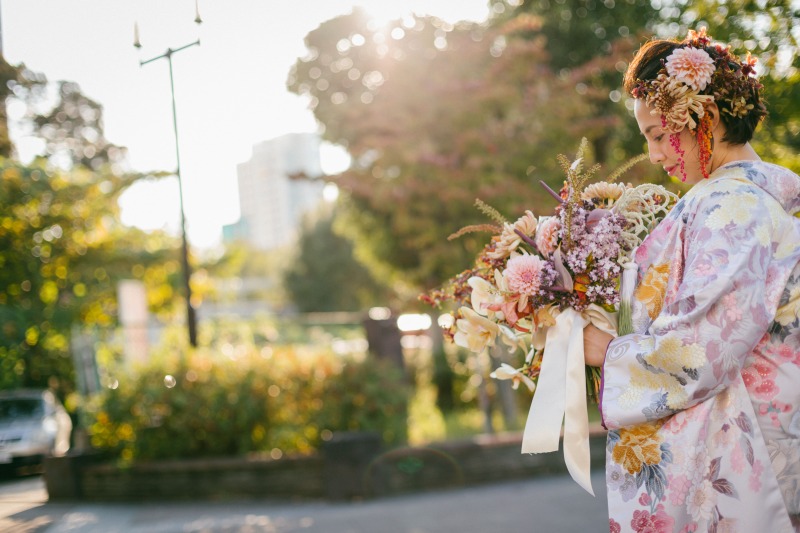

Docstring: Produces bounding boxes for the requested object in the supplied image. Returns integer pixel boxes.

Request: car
[0,389,72,474]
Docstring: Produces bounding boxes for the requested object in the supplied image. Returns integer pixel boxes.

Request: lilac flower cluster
[560,202,632,310]
[533,260,559,304]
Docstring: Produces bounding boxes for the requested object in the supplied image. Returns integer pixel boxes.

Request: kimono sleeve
[600,185,776,430]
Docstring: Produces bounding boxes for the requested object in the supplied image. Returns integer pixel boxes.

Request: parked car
[0,389,72,473]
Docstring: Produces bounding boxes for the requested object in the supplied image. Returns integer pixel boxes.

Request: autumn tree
[287,9,660,293]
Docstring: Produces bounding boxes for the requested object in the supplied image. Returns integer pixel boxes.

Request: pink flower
[503,254,547,296]
[686,479,717,522]
[665,47,716,91]
[742,358,779,401]
[668,474,691,506]
[610,519,622,533]
[722,293,742,321]
[749,459,763,491]
[730,443,745,474]
[693,263,715,276]
[631,505,675,533]
[534,216,560,257]
[765,342,795,364]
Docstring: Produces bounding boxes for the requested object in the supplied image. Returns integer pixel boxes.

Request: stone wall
[45,429,608,502]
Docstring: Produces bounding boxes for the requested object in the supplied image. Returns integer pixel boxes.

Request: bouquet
[421,139,677,494]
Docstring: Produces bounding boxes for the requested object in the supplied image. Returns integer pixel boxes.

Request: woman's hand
[584,324,614,367]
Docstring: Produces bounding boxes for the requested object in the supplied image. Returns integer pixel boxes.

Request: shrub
[87,346,409,463]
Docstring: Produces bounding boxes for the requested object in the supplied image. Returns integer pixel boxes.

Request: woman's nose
[648,144,665,164]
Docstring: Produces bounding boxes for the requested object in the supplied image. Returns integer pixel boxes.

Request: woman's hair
[623,37,767,144]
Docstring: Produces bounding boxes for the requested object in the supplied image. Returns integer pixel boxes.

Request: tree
[287,9,663,293]
[7,65,128,171]
[0,56,19,158]
[289,2,800,297]
[284,206,391,313]
[0,158,178,392]
[0,70,182,394]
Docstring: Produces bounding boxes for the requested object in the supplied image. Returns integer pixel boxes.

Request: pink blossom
[693,262,715,277]
[742,358,780,401]
[730,443,745,474]
[503,254,547,296]
[765,342,795,364]
[638,492,652,506]
[722,293,742,321]
[630,505,675,533]
[610,519,622,533]
[534,216,560,257]
[668,474,691,506]
[686,479,717,522]
[665,47,716,91]
[749,459,763,491]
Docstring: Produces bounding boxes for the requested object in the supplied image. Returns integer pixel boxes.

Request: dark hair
[623,38,767,144]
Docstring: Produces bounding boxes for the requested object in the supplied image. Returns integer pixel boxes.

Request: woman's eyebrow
[642,125,658,136]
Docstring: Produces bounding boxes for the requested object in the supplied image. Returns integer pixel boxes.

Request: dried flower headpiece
[632,28,763,180]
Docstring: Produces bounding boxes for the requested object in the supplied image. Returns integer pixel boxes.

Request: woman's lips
[665,165,677,175]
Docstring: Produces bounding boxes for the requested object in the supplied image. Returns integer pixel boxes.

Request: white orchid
[468,276,504,318]
[490,363,536,392]
[454,307,500,353]
[498,324,526,354]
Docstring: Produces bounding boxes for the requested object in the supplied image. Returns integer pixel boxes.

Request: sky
[3,0,491,249]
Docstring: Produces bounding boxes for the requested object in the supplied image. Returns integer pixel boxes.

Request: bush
[88,346,409,463]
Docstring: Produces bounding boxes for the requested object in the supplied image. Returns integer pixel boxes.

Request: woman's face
[634,99,705,185]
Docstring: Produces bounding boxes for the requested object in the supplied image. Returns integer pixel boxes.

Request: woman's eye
[654,135,664,142]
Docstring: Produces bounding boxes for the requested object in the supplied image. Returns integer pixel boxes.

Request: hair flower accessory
[665,47,715,91]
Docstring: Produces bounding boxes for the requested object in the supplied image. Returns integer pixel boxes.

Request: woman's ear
[705,102,721,129]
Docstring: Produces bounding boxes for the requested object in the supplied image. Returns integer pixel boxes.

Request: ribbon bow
[520,304,617,495]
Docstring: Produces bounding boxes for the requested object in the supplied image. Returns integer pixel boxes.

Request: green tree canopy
[284,206,392,313]
[0,158,178,391]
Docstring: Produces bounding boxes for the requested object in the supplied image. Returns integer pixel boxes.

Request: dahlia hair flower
[665,47,715,91]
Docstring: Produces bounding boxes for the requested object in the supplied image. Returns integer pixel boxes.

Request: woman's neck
[711,141,761,173]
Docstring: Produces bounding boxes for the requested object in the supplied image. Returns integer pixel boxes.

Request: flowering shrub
[87,346,409,463]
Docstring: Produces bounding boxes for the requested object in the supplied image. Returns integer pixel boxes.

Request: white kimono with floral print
[600,161,800,533]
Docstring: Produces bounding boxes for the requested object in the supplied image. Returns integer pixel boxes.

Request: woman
[584,28,800,532]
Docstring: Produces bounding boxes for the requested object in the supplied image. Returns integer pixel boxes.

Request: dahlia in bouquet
[421,139,678,494]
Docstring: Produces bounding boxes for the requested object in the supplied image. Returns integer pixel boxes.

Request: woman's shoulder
[684,161,800,215]
[706,161,800,216]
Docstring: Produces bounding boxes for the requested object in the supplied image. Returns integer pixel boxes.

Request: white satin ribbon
[520,304,617,496]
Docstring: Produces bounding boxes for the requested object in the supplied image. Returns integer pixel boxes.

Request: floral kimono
[600,161,800,533]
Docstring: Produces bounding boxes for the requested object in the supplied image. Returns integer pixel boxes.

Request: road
[0,471,609,533]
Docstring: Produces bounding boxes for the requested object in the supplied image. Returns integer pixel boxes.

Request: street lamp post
[137,35,200,348]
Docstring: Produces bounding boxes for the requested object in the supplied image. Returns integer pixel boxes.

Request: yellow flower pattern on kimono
[612,420,665,475]
[644,335,706,376]
[775,286,800,326]
[635,263,671,320]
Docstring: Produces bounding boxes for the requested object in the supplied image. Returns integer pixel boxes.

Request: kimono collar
[701,161,800,217]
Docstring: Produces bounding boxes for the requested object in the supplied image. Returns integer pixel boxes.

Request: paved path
[0,472,609,533]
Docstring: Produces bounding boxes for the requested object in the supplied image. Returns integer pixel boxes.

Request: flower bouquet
[421,139,677,493]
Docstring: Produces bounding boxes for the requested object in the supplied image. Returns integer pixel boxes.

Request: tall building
[224,133,324,250]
